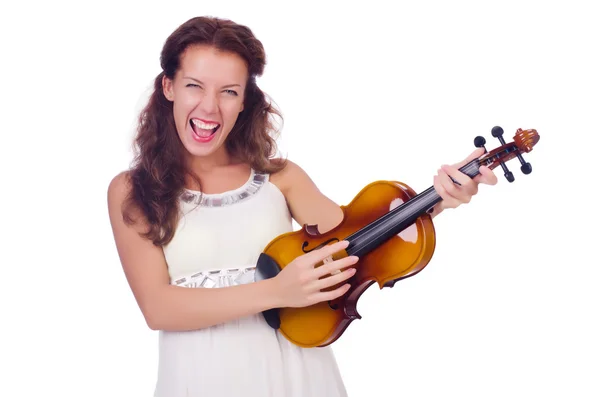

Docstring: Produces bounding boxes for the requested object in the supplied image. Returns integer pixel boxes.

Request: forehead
[178,44,248,84]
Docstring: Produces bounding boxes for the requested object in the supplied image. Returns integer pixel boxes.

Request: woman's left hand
[432,147,498,214]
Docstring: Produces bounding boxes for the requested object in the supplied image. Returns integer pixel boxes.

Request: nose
[199,90,219,114]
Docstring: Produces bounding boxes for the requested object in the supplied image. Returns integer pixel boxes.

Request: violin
[255,126,540,348]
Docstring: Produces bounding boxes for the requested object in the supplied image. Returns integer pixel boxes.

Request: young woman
[107,16,497,396]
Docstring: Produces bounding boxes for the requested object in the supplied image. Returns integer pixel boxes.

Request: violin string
[348,160,481,256]
[349,160,481,254]
[352,159,480,246]
[351,145,517,254]
[347,157,482,244]
[345,184,438,247]
[349,189,439,255]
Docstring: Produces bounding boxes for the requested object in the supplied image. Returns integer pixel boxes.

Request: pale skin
[107,44,497,332]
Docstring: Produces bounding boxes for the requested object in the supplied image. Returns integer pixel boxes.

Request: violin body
[257,180,436,348]
[255,127,540,348]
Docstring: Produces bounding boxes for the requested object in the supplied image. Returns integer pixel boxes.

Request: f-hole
[301,237,340,253]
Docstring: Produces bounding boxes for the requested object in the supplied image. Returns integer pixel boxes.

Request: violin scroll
[475,126,540,182]
[514,128,540,153]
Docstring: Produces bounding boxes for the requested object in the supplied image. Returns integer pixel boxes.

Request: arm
[107,172,281,332]
[271,160,344,233]
[272,160,443,231]
[273,150,497,230]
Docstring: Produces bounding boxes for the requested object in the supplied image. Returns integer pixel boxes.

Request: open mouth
[190,119,220,140]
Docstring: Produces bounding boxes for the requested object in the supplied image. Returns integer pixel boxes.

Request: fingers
[436,168,472,204]
[442,165,478,195]
[314,266,356,291]
[313,283,352,303]
[433,174,461,208]
[448,148,498,188]
[314,255,358,279]
[453,147,485,168]
[474,165,498,185]
[312,255,357,293]
[302,240,349,264]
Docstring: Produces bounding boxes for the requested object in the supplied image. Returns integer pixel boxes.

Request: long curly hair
[122,16,285,246]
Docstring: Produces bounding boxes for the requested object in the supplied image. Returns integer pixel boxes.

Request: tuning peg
[491,126,514,182]
[520,161,532,174]
[514,135,533,175]
[491,126,507,143]
[474,136,488,153]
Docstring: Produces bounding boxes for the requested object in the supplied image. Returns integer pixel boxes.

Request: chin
[179,125,228,159]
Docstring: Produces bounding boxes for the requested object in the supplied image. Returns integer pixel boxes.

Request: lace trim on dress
[180,169,268,207]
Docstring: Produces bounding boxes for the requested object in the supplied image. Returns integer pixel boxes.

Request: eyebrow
[183,76,241,88]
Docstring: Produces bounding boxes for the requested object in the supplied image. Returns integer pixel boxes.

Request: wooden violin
[255,126,540,348]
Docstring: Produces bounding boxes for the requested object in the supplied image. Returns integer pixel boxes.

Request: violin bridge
[323,255,341,276]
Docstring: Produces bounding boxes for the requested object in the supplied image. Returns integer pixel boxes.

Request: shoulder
[268,158,315,195]
[107,170,132,207]
[107,170,146,229]
[108,170,130,193]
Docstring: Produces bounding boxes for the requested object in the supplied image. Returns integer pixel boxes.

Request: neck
[187,148,233,174]
[345,159,482,257]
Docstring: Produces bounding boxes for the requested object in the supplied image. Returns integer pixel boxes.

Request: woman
[107,16,497,396]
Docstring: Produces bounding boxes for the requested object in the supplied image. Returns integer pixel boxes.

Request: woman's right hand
[271,240,358,308]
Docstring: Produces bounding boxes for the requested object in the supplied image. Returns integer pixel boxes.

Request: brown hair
[122,16,285,246]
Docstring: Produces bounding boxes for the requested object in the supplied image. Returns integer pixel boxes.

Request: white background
[1,0,599,396]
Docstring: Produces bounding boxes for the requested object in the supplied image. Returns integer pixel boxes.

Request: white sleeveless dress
[155,168,347,397]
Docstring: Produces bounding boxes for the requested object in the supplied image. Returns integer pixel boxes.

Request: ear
[162,75,174,101]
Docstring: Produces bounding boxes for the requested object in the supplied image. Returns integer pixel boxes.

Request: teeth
[192,119,219,129]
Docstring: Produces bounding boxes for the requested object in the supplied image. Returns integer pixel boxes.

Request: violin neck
[345,159,481,258]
